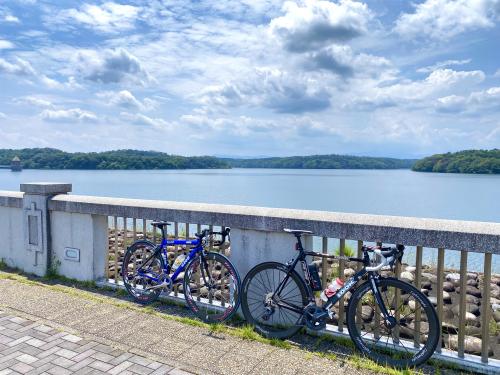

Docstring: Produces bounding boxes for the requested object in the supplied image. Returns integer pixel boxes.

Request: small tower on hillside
[11,156,22,172]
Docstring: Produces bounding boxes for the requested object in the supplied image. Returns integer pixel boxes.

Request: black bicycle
[241,229,439,368]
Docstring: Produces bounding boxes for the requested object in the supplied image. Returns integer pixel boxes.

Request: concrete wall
[231,228,313,279]
[51,212,108,281]
[0,206,27,271]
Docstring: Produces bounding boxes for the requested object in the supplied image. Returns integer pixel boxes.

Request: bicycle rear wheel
[122,240,164,304]
[241,262,308,339]
[346,278,439,368]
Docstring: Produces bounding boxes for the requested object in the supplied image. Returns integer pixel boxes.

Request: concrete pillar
[20,183,72,276]
[230,228,313,280]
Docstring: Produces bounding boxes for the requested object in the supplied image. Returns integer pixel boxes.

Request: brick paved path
[0,311,190,375]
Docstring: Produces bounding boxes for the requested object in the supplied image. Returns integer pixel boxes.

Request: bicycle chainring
[304,305,327,331]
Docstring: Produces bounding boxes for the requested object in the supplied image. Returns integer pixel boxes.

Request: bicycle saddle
[151,221,171,228]
[284,228,314,235]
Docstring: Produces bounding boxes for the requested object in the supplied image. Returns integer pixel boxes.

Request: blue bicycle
[122,221,241,323]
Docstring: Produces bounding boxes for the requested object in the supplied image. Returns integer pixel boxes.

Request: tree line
[412,149,500,174]
[0,148,230,170]
[0,148,418,170]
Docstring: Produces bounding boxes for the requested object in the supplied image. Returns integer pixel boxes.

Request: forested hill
[412,149,500,174]
[0,148,416,170]
[0,148,230,169]
[225,155,416,169]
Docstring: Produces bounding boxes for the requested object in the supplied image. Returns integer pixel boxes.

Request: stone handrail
[45,193,500,254]
[0,191,23,208]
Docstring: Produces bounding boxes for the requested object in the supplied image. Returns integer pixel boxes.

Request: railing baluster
[105,220,111,281]
[393,246,401,343]
[132,218,137,242]
[481,252,492,363]
[142,219,147,241]
[374,241,382,340]
[414,245,423,347]
[113,216,118,283]
[122,216,127,282]
[458,250,468,358]
[436,248,445,353]
[174,222,179,297]
[321,237,328,287]
[338,238,345,332]
[356,240,363,325]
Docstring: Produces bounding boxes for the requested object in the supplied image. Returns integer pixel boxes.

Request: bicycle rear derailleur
[303,303,329,331]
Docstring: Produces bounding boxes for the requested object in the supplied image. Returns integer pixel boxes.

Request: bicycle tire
[346,277,439,368]
[241,262,308,339]
[183,252,241,323]
[122,240,165,304]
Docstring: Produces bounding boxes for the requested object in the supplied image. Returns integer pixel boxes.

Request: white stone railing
[0,183,499,373]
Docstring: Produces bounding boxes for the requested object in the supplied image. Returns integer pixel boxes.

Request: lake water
[1,168,499,272]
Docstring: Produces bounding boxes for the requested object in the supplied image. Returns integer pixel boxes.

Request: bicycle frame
[273,246,393,323]
[136,237,204,285]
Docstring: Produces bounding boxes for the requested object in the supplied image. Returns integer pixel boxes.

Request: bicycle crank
[304,304,328,331]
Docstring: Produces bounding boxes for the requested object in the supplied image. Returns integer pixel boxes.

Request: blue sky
[0,0,499,158]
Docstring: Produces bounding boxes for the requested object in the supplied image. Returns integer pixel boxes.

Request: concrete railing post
[230,228,313,280]
[20,182,72,276]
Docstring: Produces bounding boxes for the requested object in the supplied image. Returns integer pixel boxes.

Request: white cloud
[120,112,169,128]
[75,48,151,85]
[0,40,14,49]
[0,57,36,76]
[97,90,156,111]
[40,108,98,123]
[53,2,141,33]
[0,112,5,119]
[494,69,500,77]
[270,0,372,52]
[436,86,500,114]
[417,59,472,73]
[15,96,53,107]
[199,68,331,113]
[346,69,485,110]
[395,0,500,40]
[305,45,393,78]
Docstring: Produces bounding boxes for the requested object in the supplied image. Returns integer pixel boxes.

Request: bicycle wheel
[347,278,439,368]
[241,262,308,339]
[183,252,241,323]
[122,240,165,304]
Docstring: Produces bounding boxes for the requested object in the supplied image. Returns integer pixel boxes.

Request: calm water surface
[1,168,499,271]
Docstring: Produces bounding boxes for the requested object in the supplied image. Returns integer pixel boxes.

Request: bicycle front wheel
[183,252,241,323]
[347,278,439,368]
[241,262,308,339]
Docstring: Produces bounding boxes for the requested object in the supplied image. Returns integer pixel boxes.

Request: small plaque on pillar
[64,247,80,262]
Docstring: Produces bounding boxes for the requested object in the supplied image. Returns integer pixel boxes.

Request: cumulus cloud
[0,57,36,76]
[395,0,500,40]
[347,69,485,110]
[52,2,141,33]
[15,96,53,107]
[305,45,392,78]
[0,7,20,23]
[120,112,169,128]
[436,87,500,114]
[270,0,372,52]
[75,48,151,85]
[417,59,472,73]
[0,40,14,49]
[97,90,156,111]
[199,68,331,113]
[40,108,98,123]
